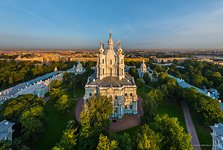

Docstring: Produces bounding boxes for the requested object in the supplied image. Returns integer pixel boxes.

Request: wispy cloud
[0,0,59,30]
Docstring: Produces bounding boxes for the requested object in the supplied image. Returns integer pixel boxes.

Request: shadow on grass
[34,99,77,150]
[190,110,212,150]
[156,101,187,131]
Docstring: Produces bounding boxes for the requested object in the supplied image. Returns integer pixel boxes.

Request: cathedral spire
[99,41,104,54]
[117,40,123,54]
[108,33,114,50]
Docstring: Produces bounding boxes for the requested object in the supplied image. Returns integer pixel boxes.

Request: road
[181,100,201,150]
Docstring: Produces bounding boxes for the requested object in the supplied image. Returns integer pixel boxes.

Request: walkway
[75,98,83,122]
[75,96,143,132]
[181,101,201,150]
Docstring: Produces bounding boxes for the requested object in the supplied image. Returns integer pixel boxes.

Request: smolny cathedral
[83,33,138,118]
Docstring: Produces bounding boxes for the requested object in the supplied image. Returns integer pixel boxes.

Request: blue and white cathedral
[83,33,138,118]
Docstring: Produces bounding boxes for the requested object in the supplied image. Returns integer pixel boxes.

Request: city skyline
[1,0,223,49]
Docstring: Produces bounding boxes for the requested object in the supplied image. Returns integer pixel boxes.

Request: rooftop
[0,120,14,133]
[0,71,59,97]
[87,73,135,87]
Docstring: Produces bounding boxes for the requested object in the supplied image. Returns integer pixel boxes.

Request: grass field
[190,110,212,150]
[34,85,84,150]
[34,99,76,150]
[156,101,187,131]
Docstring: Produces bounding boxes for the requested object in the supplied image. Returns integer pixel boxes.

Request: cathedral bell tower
[96,33,125,80]
[117,40,125,80]
[108,33,114,50]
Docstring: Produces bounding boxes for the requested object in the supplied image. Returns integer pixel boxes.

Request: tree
[143,72,151,85]
[79,96,113,150]
[217,83,223,100]
[211,72,223,87]
[137,125,160,150]
[157,72,169,85]
[0,140,12,150]
[182,88,223,125]
[52,146,64,150]
[50,88,65,100]
[58,128,78,150]
[142,89,164,123]
[50,79,62,89]
[112,132,132,150]
[3,94,44,122]
[55,95,70,112]
[153,114,192,150]
[97,134,118,150]
[128,67,139,79]
[20,106,45,141]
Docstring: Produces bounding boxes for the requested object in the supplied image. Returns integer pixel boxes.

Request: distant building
[209,88,220,100]
[0,120,14,141]
[54,67,58,72]
[210,123,223,150]
[15,56,44,62]
[76,61,85,73]
[138,59,147,77]
[67,61,85,74]
[151,57,188,63]
[83,33,138,119]
[137,60,154,81]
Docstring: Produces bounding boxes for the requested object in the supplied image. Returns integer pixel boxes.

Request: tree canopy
[79,96,113,150]
[152,114,192,150]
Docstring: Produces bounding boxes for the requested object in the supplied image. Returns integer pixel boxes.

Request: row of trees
[0,60,73,90]
[1,94,46,148]
[181,88,223,125]
[50,80,70,112]
[168,60,223,99]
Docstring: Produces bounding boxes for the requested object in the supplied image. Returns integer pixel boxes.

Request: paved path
[75,98,83,122]
[181,101,201,150]
[75,96,143,133]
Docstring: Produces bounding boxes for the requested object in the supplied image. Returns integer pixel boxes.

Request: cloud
[0,0,59,30]
[132,5,223,49]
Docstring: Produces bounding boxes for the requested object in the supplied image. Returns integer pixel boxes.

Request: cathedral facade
[83,33,138,118]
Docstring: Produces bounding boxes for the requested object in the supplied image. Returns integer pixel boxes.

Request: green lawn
[33,99,76,150]
[190,110,212,150]
[156,101,186,131]
[32,73,87,150]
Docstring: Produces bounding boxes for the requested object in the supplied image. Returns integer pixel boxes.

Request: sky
[1,0,223,49]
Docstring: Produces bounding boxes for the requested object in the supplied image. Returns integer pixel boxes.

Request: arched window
[103,68,104,75]
[102,59,104,64]
[115,107,118,113]
[110,60,112,65]
[89,93,92,96]
[115,95,118,99]
[121,59,123,64]
[110,68,112,76]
